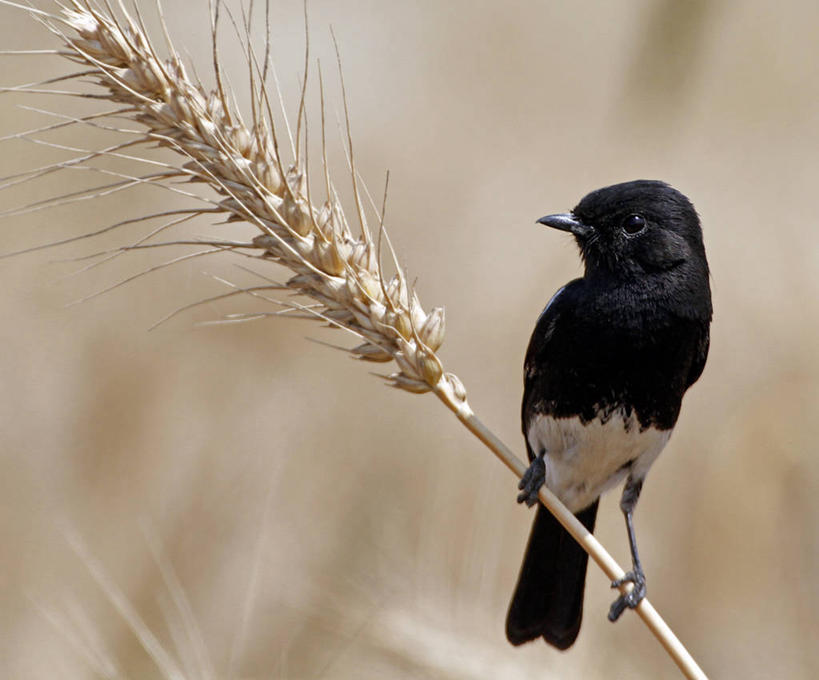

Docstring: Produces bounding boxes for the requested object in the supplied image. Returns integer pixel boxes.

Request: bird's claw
[608,569,646,622]
[517,457,546,507]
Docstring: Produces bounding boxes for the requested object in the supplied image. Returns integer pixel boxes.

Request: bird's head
[537,180,707,281]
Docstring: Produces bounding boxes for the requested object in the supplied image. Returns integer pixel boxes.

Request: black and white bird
[506,180,712,649]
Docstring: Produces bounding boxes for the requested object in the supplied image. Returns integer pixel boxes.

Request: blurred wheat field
[0,1,818,678]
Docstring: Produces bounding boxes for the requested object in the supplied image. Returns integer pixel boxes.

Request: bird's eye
[622,213,646,235]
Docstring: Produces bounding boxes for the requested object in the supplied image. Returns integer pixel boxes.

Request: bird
[505,180,712,650]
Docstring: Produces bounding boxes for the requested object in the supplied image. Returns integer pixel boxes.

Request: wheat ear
[2,2,707,677]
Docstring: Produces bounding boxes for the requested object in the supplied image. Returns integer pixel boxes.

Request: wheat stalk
[1,2,707,678]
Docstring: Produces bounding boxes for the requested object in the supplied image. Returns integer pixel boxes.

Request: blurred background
[1,1,817,678]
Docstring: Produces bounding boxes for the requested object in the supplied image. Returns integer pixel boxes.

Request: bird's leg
[517,450,546,507]
[608,476,646,622]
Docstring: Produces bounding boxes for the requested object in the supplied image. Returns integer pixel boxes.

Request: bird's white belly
[526,411,671,513]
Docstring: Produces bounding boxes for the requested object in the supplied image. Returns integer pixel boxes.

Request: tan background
[1,1,818,678]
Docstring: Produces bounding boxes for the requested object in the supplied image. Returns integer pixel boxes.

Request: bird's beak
[536,213,593,239]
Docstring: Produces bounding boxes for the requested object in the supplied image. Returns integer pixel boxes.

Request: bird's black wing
[521,282,571,461]
[521,279,590,459]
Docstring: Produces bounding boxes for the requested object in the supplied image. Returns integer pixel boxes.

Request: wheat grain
[26,0,454,399]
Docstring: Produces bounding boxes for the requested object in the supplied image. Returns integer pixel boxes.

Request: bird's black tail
[506,500,599,649]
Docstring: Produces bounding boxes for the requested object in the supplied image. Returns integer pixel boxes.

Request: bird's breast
[525,409,671,513]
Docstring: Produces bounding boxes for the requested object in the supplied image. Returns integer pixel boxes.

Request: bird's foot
[516,456,546,507]
[608,568,646,621]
